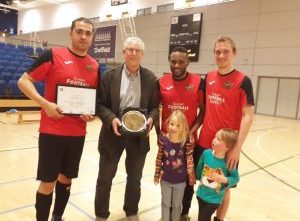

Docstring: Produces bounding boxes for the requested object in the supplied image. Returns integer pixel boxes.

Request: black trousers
[197,197,219,221]
[181,145,205,215]
[94,137,148,218]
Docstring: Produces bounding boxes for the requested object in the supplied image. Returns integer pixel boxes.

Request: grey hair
[123,36,145,52]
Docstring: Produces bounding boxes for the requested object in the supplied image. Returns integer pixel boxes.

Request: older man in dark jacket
[94,36,159,221]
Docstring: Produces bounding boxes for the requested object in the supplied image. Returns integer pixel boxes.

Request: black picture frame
[169,13,203,62]
[111,0,128,6]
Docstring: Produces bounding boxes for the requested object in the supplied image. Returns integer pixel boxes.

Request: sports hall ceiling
[0,0,73,11]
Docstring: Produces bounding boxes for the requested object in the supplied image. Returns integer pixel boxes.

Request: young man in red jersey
[192,36,254,221]
[18,17,99,221]
[156,46,204,221]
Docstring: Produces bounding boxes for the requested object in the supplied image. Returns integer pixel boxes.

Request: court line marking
[250,126,283,132]
[0,138,98,153]
[0,153,296,219]
[0,201,95,221]
[0,204,32,215]
[0,114,295,216]
[0,146,37,153]
[0,173,155,218]
[241,150,300,192]
[255,128,300,177]
[114,204,161,221]
[250,126,300,191]
[0,176,36,186]
[1,126,298,219]
[68,201,95,220]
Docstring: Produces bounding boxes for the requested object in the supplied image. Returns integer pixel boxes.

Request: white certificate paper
[56,85,96,115]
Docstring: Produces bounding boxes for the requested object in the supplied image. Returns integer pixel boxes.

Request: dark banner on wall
[88,25,116,60]
[169,13,203,62]
[0,9,18,35]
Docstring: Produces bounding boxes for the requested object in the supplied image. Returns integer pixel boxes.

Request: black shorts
[37,133,85,182]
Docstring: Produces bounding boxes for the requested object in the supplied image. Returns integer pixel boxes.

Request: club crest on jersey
[86,64,93,71]
[224,81,233,90]
[185,84,194,91]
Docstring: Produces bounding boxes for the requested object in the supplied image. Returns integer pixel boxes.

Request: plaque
[120,108,148,136]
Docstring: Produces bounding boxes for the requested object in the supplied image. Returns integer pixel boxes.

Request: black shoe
[214,217,223,221]
[180,214,191,221]
[51,214,63,221]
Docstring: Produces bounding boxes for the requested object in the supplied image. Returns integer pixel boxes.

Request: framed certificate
[56,85,96,115]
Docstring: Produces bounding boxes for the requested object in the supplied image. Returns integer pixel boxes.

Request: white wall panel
[219,15,258,33]
[143,64,157,74]
[219,0,260,18]
[156,51,169,65]
[188,64,213,75]
[201,19,220,35]
[276,79,299,118]
[298,100,300,120]
[147,12,172,26]
[156,64,170,76]
[155,38,170,52]
[256,29,300,48]
[260,0,300,13]
[234,65,252,76]
[253,65,300,78]
[142,38,159,51]
[198,5,220,20]
[258,11,300,31]
[256,78,278,115]
[142,51,157,64]
[199,34,218,50]
[226,32,257,49]
[254,48,300,65]
[234,48,255,65]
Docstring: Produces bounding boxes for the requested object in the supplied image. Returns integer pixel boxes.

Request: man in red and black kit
[18,17,99,221]
[192,36,254,221]
[156,46,204,221]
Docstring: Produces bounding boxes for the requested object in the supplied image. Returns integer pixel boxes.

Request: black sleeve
[96,69,118,129]
[27,49,53,74]
[97,64,101,87]
[201,74,207,105]
[240,75,255,105]
[157,78,162,104]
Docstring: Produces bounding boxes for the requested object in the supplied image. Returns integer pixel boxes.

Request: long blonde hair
[165,110,189,147]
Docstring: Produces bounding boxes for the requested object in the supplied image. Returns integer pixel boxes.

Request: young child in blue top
[154,110,196,221]
[196,128,239,221]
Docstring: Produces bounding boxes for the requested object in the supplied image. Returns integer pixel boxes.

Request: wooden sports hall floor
[0,113,299,221]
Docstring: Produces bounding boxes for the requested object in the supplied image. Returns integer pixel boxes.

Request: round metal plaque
[120,109,148,136]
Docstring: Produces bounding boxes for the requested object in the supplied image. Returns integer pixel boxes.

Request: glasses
[125,48,143,53]
[73,29,93,37]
